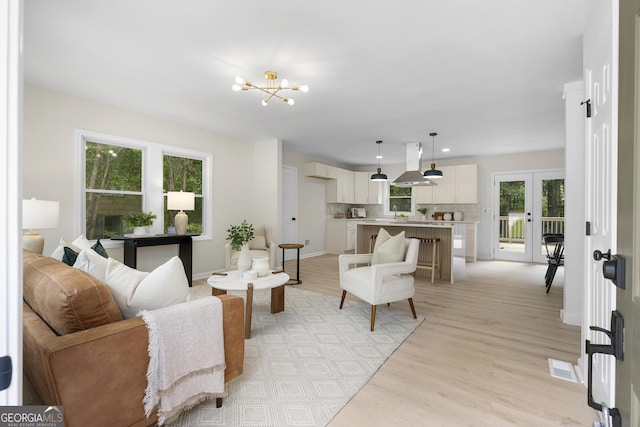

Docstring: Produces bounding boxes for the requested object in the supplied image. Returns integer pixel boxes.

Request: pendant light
[370,140,388,181]
[423,132,443,179]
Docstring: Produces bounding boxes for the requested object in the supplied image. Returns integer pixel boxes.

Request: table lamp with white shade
[23,198,60,254]
[167,191,194,235]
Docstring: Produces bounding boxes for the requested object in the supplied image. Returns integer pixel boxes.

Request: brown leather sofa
[22,250,245,427]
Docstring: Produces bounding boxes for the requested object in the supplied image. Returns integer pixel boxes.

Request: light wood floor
[284,255,598,426]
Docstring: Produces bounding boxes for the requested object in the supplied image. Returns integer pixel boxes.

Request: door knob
[593,249,626,289]
[593,249,611,260]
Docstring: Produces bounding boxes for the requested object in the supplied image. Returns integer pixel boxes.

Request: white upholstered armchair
[338,237,420,331]
[225,224,277,270]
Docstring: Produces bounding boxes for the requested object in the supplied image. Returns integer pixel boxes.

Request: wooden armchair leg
[370,305,377,331]
[408,298,417,319]
[339,290,347,309]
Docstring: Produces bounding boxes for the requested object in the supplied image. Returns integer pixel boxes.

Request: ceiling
[23,0,593,168]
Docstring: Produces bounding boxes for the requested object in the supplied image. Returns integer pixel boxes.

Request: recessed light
[441,148,450,152]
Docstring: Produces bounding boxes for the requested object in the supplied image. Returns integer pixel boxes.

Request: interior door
[581,0,618,421]
[615,0,639,423]
[281,165,298,262]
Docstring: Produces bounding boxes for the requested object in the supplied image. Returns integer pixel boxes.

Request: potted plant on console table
[124,212,157,236]
[226,219,255,272]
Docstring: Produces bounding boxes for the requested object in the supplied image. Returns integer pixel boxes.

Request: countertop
[328,217,478,224]
[356,221,454,228]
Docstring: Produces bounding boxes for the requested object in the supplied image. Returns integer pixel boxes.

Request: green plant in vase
[123,212,158,228]
[226,220,255,250]
[226,220,255,271]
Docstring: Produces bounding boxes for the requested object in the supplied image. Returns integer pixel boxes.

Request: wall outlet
[305,240,310,245]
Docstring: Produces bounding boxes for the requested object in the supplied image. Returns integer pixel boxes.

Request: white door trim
[0,0,24,405]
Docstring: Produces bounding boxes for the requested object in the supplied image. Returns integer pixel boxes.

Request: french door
[494,170,565,263]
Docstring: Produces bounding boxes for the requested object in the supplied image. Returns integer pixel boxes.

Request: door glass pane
[540,178,565,256]
[499,180,526,254]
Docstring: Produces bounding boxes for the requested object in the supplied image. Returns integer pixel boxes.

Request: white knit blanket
[141,296,225,425]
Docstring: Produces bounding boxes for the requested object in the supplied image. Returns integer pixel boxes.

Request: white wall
[254,139,281,240]
[23,84,263,277]
[282,149,328,257]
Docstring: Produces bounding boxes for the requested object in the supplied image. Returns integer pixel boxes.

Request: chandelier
[232,71,309,106]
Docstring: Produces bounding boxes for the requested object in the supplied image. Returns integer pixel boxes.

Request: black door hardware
[526,212,531,222]
[586,311,624,427]
[0,355,12,391]
[581,99,592,118]
[593,249,626,289]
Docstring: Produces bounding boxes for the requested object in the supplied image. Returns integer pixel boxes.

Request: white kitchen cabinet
[346,221,357,250]
[325,219,357,254]
[422,164,477,204]
[304,162,337,179]
[433,166,456,203]
[413,185,434,204]
[327,168,354,203]
[455,164,478,203]
[354,171,382,204]
[465,222,477,262]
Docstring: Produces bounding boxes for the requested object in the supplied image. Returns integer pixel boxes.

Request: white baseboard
[560,309,582,326]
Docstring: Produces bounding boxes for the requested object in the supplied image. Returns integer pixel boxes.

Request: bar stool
[369,234,378,253]
[415,237,440,283]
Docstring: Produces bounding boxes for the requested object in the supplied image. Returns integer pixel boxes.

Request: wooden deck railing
[499,215,564,243]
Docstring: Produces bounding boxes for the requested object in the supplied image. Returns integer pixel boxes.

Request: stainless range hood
[392,142,436,187]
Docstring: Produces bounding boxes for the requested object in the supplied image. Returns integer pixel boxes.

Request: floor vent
[548,358,577,382]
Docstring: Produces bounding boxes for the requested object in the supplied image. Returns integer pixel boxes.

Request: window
[80,130,211,240]
[385,184,414,215]
[85,142,143,239]
[163,154,203,234]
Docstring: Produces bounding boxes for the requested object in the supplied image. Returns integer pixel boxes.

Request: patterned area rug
[168,285,423,427]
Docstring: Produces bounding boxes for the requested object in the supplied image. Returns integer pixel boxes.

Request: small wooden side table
[278,243,304,284]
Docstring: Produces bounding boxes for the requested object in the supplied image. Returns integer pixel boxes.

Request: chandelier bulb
[261,99,269,107]
[299,85,309,93]
[280,79,289,89]
[287,98,295,106]
[231,84,242,92]
[234,76,246,85]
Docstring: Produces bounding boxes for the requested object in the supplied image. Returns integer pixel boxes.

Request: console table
[111,234,198,286]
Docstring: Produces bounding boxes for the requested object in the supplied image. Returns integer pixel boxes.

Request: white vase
[252,256,270,277]
[237,243,252,272]
[133,226,147,235]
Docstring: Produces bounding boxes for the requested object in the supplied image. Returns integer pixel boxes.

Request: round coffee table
[207,270,289,339]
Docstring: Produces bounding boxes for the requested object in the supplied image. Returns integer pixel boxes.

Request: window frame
[77,129,213,244]
[383,182,415,216]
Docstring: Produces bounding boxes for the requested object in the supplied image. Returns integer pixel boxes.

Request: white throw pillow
[128,256,190,317]
[249,235,267,250]
[73,249,108,282]
[105,258,149,317]
[371,230,406,265]
[104,256,189,319]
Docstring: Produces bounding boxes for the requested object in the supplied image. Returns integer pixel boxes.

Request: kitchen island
[356,222,454,283]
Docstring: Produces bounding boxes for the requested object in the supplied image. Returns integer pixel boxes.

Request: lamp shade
[167,191,195,211]
[22,198,60,229]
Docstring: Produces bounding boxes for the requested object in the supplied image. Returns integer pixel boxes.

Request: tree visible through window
[388,185,412,213]
[85,141,143,239]
[163,154,203,234]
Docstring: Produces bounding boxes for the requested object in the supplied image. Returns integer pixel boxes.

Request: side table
[278,243,304,284]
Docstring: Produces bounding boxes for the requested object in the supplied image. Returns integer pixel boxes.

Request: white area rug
[168,285,423,427]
